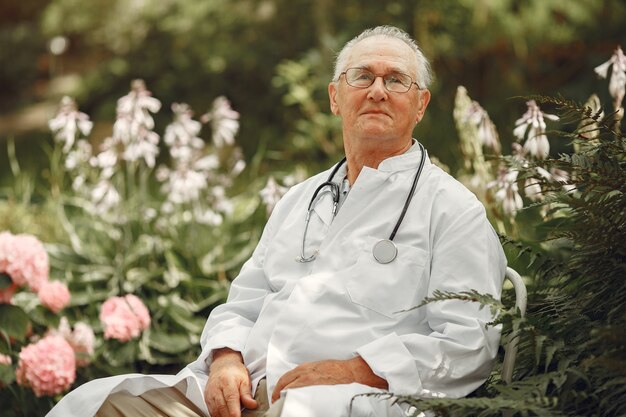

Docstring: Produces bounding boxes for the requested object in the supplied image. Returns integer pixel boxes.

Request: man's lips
[361,109,389,117]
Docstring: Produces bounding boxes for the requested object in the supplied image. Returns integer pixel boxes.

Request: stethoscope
[296,142,426,264]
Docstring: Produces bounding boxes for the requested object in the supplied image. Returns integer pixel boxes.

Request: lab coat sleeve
[356,204,506,398]
[194,205,280,368]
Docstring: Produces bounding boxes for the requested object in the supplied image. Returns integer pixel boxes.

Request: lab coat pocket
[346,236,429,319]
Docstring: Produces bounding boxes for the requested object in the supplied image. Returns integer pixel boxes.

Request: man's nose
[367,77,388,101]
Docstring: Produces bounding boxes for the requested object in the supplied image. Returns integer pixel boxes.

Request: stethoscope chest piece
[372,239,398,264]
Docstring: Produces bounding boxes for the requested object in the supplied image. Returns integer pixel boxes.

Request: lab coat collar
[313,142,430,226]
[377,141,429,172]
[328,140,430,181]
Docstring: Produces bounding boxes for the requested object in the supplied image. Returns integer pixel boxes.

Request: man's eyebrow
[353,64,410,75]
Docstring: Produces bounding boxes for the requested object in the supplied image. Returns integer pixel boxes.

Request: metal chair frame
[501,266,528,384]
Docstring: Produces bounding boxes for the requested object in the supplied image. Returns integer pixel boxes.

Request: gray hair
[332,25,433,89]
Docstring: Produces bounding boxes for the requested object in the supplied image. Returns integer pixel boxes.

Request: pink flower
[16,335,76,397]
[55,318,95,367]
[100,294,151,342]
[38,281,71,313]
[0,353,11,365]
[0,232,49,293]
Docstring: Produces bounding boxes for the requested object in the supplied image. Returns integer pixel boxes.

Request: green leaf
[68,289,111,305]
[28,305,61,328]
[0,364,15,385]
[0,273,12,289]
[148,331,193,354]
[0,304,30,342]
[102,341,138,367]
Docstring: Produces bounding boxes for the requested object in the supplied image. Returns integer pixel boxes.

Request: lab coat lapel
[312,189,335,226]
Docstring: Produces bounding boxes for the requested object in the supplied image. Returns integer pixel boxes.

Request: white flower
[72,175,85,192]
[211,186,234,215]
[90,180,121,214]
[64,139,92,171]
[464,100,501,153]
[201,96,240,147]
[161,170,208,204]
[193,207,223,226]
[594,45,626,107]
[49,96,93,153]
[116,79,161,131]
[143,207,157,221]
[524,177,543,202]
[122,129,159,167]
[578,94,604,140]
[164,103,204,149]
[193,155,219,171]
[111,80,161,168]
[550,167,576,192]
[231,159,246,176]
[90,145,118,180]
[513,100,558,160]
[53,318,95,367]
[489,168,523,215]
[260,177,289,215]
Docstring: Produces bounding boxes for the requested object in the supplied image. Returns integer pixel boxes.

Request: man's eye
[387,74,409,85]
[355,72,373,81]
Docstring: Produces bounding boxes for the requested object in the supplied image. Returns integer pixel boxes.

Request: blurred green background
[1,0,625,184]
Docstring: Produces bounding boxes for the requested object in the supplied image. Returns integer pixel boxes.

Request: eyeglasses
[339,67,421,93]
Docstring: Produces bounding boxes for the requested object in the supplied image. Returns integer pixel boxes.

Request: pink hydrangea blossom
[100,294,151,342]
[38,281,71,313]
[16,335,76,397]
[0,232,49,293]
[55,318,95,367]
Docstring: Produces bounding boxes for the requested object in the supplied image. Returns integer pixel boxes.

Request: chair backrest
[501,266,527,384]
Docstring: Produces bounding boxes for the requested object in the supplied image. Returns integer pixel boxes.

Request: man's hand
[205,348,258,417]
[271,356,388,403]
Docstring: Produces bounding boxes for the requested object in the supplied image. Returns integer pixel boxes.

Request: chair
[501,267,527,385]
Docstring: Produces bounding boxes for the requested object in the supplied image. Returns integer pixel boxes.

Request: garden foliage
[0,81,269,416]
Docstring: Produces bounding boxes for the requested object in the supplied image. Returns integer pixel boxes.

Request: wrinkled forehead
[344,36,418,77]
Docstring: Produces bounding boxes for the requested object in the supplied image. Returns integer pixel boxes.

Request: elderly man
[47,25,505,417]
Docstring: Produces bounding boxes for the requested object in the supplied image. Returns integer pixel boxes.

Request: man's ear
[328,82,340,115]
[415,89,431,124]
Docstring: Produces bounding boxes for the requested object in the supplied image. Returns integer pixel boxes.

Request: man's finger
[222,387,242,417]
[272,371,300,403]
[239,379,258,410]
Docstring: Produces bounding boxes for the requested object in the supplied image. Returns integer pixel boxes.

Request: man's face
[328,36,430,145]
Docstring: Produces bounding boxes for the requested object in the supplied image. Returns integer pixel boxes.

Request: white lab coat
[48,148,506,417]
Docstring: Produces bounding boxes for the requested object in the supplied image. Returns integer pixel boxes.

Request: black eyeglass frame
[338,67,423,93]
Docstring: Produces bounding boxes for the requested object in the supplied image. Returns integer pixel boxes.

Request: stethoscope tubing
[388,143,426,241]
[298,143,426,263]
